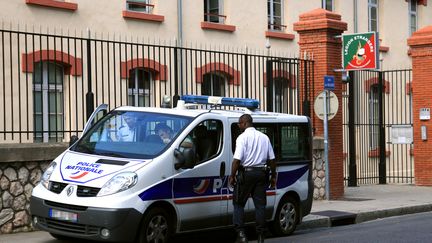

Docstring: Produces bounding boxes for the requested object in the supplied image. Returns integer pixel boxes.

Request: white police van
[30,95,313,243]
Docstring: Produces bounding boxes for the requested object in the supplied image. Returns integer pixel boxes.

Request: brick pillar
[294,9,347,199]
[407,26,432,186]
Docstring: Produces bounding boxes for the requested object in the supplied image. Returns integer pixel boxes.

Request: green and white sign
[342,32,379,70]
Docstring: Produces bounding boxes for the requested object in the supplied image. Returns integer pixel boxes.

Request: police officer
[229,114,276,243]
[117,113,137,142]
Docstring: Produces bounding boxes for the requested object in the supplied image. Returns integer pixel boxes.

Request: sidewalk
[299,184,432,229]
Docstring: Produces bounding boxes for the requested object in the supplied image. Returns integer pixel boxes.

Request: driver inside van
[117,114,137,142]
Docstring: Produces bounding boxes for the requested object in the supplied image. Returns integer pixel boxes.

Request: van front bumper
[30,196,143,242]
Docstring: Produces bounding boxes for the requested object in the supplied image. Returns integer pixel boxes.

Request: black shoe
[257,233,265,243]
[235,231,248,243]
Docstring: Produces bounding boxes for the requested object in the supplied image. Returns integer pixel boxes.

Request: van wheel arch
[135,201,178,243]
[270,192,300,236]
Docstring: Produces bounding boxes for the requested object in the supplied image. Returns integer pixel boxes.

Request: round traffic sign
[314,91,339,120]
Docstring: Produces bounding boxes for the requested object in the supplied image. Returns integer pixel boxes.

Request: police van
[30,95,313,243]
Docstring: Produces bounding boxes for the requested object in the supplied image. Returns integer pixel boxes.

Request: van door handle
[220,161,226,179]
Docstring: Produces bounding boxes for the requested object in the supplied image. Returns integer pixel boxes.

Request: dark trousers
[233,170,267,234]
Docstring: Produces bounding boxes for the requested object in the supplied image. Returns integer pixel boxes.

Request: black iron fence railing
[0,28,314,143]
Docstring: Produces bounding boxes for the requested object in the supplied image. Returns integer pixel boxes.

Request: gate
[343,69,414,185]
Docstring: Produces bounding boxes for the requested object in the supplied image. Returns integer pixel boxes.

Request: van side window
[231,122,311,164]
[190,119,223,164]
[231,123,276,154]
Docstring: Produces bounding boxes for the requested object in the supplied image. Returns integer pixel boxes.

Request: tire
[137,207,173,243]
[270,196,299,236]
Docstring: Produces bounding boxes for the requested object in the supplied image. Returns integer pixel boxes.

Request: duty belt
[243,166,267,172]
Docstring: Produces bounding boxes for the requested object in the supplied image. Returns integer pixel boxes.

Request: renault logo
[66,186,74,197]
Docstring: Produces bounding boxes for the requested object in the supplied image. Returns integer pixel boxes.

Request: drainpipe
[177,0,183,46]
[353,0,358,33]
[173,0,183,106]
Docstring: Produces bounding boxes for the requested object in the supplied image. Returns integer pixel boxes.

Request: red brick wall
[407,26,432,185]
[294,9,347,199]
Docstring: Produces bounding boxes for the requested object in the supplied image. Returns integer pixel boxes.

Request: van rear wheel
[137,207,172,243]
[270,196,299,236]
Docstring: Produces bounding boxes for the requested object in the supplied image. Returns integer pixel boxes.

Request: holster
[233,167,248,206]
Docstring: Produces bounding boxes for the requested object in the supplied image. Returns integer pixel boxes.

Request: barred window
[33,61,64,143]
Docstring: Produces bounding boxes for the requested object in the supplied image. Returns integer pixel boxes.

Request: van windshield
[71,111,193,159]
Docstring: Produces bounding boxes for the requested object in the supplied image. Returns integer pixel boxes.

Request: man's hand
[229,175,236,188]
[269,176,277,189]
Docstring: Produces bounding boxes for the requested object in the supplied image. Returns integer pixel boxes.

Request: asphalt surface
[1,184,432,242]
[300,184,432,230]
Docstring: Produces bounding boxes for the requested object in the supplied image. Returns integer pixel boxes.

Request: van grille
[77,186,101,197]
[44,200,88,211]
[38,217,99,235]
[48,182,101,197]
[49,181,68,194]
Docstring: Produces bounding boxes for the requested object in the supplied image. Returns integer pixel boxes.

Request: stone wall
[0,143,67,234]
[312,137,326,200]
[0,161,49,233]
[0,138,326,234]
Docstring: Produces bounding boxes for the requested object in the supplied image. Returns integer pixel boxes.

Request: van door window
[182,119,222,165]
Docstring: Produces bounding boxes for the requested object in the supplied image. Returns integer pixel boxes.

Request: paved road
[2,212,432,243]
[268,211,432,243]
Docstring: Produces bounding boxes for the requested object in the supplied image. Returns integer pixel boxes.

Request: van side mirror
[174,148,196,170]
[69,135,79,147]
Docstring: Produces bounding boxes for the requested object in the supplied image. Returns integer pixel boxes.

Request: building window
[126,0,152,13]
[268,0,284,31]
[204,0,224,24]
[128,68,152,107]
[322,0,333,11]
[202,72,226,96]
[409,0,417,35]
[33,61,64,143]
[368,0,378,32]
[273,77,289,113]
[369,85,379,149]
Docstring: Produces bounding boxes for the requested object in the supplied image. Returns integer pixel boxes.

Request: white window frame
[202,72,227,97]
[128,68,153,107]
[369,85,379,149]
[322,0,333,11]
[368,0,379,32]
[204,0,224,23]
[408,0,418,36]
[126,0,151,14]
[268,0,284,31]
[33,61,64,143]
[272,77,291,113]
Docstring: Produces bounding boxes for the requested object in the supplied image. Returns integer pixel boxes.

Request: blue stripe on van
[138,165,308,202]
[276,165,309,188]
[139,179,173,201]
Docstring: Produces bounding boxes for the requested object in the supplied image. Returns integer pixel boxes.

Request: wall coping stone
[0,143,68,163]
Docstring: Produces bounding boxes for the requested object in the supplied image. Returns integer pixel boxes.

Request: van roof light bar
[180,95,260,110]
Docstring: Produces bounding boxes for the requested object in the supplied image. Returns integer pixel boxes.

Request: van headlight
[41,162,57,189]
[98,172,138,197]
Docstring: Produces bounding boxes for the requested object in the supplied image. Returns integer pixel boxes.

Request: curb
[298,204,432,230]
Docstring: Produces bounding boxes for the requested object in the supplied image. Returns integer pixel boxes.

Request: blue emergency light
[181,95,260,110]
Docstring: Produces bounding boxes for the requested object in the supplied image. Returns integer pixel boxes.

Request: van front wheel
[138,207,172,243]
[270,196,299,236]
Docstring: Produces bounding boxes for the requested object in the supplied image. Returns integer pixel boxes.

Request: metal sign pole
[323,90,330,200]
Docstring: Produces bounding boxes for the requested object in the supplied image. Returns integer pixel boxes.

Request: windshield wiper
[96,152,125,158]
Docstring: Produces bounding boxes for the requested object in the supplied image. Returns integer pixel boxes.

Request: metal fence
[343,69,413,185]
[0,28,314,143]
